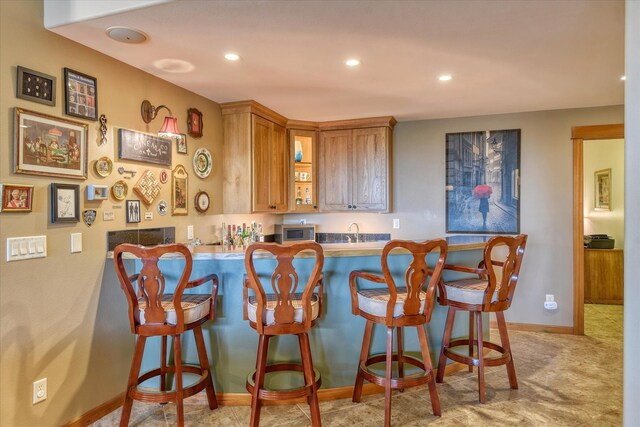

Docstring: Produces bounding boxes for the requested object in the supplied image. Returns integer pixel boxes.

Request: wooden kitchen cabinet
[584,248,624,304]
[221,101,288,213]
[318,117,395,212]
[288,127,318,212]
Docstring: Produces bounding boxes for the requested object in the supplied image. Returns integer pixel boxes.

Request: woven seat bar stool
[349,239,448,427]
[114,243,219,427]
[436,234,527,403]
[243,242,325,427]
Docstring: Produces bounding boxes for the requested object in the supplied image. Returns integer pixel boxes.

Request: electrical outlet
[393,218,400,229]
[545,294,554,302]
[187,225,194,240]
[33,378,47,404]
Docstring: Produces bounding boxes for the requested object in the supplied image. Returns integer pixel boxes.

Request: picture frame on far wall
[125,200,141,223]
[172,164,188,215]
[16,66,56,106]
[15,108,88,180]
[50,183,80,223]
[1,184,34,213]
[64,68,98,121]
[187,108,203,138]
[445,129,521,234]
[594,168,612,210]
[175,134,188,154]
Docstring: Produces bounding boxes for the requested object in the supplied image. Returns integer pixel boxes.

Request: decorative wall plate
[94,156,113,177]
[193,147,212,178]
[133,169,161,206]
[194,190,210,213]
[157,200,168,216]
[111,180,128,201]
[159,169,168,184]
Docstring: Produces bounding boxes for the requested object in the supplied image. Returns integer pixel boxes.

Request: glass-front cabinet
[289,129,317,212]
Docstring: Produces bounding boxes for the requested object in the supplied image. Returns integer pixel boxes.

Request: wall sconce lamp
[140,99,180,137]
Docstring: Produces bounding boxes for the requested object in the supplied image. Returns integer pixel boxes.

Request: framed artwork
[594,168,611,210]
[111,180,128,201]
[86,184,108,201]
[133,170,161,206]
[50,183,80,223]
[126,200,141,223]
[194,190,210,213]
[64,68,98,121]
[16,66,56,106]
[1,184,34,213]
[187,108,203,138]
[172,164,188,215]
[118,128,172,166]
[15,108,88,180]
[445,129,521,234]
[175,134,188,154]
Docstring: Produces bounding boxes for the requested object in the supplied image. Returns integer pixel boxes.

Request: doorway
[571,124,624,335]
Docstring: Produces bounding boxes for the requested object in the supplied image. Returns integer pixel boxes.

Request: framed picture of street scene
[445,129,521,234]
[14,108,88,180]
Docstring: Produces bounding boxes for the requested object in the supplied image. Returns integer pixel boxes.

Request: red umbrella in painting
[472,184,492,198]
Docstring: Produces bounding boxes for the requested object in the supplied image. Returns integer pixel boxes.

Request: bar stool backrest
[481,234,528,311]
[380,239,448,323]
[244,242,324,334]
[114,243,193,334]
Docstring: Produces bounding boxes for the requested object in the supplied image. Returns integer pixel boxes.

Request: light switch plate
[71,233,82,253]
[6,236,47,262]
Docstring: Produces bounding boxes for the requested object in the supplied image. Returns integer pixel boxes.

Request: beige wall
[0,1,228,425]
[286,105,624,327]
[583,139,624,248]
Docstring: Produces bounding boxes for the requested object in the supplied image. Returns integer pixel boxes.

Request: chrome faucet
[348,222,360,243]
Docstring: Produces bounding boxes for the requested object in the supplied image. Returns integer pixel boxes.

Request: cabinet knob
[352,205,357,209]
[348,205,352,209]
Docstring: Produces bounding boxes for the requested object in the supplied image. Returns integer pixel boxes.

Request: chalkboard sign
[117,128,172,166]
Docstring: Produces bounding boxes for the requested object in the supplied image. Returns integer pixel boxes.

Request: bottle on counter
[258,223,264,242]
[296,187,302,205]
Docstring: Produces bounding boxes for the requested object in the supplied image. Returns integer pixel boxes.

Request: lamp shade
[158,116,180,137]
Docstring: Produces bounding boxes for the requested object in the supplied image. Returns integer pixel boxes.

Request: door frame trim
[571,124,623,335]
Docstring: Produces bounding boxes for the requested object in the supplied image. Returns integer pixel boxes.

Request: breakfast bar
[109,236,491,395]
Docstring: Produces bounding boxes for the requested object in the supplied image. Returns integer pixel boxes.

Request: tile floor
[94,304,623,426]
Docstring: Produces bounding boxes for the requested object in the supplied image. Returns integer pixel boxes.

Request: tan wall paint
[583,139,624,248]
[0,1,232,425]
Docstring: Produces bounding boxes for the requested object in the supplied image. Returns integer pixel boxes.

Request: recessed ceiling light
[345,59,360,67]
[225,53,240,61]
[620,75,626,81]
[439,74,453,81]
[106,26,148,44]
[152,59,195,73]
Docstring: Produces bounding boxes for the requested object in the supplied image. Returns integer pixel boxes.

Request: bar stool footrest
[246,363,321,400]
[131,365,211,404]
[360,353,435,389]
[444,339,511,367]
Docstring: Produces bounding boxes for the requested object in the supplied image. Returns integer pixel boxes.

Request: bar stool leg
[384,327,393,427]
[194,325,218,409]
[475,312,486,404]
[299,333,322,427]
[173,334,185,427]
[468,312,475,372]
[397,327,405,384]
[496,312,518,389]
[352,320,374,402]
[120,336,146,427]
[417,325,441,416]
[160,336,167,392]
[436,307,456,383]
[250,335,270,427]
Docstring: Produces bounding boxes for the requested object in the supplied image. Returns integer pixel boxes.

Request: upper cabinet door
[352,127,389,212]
[252,115,274,212]
[319,129,353,211]
[269,122,288,212]
[289,129,318,212]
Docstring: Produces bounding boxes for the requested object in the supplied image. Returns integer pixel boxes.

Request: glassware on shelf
[304,188,311,205]
[294,140,303,162]
[296,187,303,205]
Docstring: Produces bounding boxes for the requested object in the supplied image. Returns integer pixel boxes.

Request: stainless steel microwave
[274,224,316,243]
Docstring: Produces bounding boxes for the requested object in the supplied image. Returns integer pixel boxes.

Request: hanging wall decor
[16,66,56,106]
[172,164,188,215]
[64,68,98,121]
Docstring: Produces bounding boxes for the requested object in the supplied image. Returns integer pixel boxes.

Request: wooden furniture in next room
[114,244,219,427]
[349,239,448,427]
[584,248,624,304]
[243,242,325,427]
[436,234,528,403]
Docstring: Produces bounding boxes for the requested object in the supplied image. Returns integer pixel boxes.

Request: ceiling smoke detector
[106,26,148,44]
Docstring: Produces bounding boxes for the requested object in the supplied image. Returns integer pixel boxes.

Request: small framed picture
[594,168,612,210]
[187,108,203,138]
[1,184,34,212]
[86,184,108,201]
[51,183,80,223]
[64,68,98,121]
[175,134,188,154]
[172,164,188,215]
[16,66,56,106]
[126,199,141,223]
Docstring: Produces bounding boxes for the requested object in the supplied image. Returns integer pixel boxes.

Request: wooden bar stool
[243,242,324,427]
[436,234,527,403]
[349,239,448,427]
[114,243,219,427]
